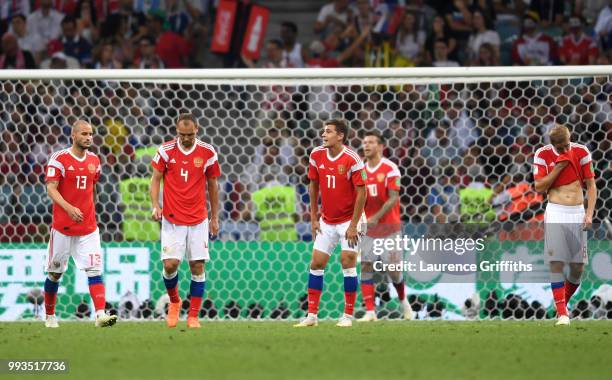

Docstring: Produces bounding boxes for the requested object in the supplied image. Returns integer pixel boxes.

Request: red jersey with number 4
[533,143,594,190]
[308,145,366,225]
[45,149,100,236]
[364,158,401,237]
[151,139,220,226]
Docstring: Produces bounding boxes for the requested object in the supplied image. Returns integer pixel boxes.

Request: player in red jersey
[44,120,117,328]
[294,119,367,328]
[150,113,220,329]
[533,125,597,326]
[357,131,413,322]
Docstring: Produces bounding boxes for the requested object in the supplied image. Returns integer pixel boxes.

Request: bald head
[71,120,94,151]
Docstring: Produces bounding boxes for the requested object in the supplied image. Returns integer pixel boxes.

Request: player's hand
[583,214,593,230]
[66,206,83,223]
[151,206,162,221]
[311,220,321,241]
[554,161,569,171]
[209,217,219,238]
[345,225,360,249]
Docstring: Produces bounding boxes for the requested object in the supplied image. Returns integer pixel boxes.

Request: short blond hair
[549,124,570,145]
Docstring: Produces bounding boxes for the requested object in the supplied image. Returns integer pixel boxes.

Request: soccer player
[294,119,367,328]
[150,113,220,329]
[358,131,413,322]
[533,124,597,326]
[44,120,117,328]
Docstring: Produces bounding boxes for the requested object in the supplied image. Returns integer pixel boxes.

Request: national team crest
[194,157,204,168]
[377,173,385,183]
[87,164,96,173]
[338,165,345,175]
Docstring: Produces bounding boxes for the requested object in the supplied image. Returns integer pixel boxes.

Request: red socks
[167,287,180,304]
[393,281,406,301]
[44,292,57,316]
[361,282,375,311]
[344,291,357,316]
[189,297,202,318]
[552,283,568,317]
[565,280,579,304]
[88,283,106,311]
[307,289,322,314]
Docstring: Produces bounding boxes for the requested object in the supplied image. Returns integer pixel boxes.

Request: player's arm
[346,185,366,248]
[309,179,321,239]
[584,177,597,228]
[207,177,219,236]
[534,161,568,193]
[368,189,399,225]
[46,180,83,222]
[150,167,163,221]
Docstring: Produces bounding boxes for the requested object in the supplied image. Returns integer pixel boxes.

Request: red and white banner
[210,0,238,54]
[240,4,270,60]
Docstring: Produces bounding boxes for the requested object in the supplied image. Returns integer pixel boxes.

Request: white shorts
[361,232,403,263]
[313,218,359,255]
[161,218,209,262]
[544,203,588,264]
[45,228,102,273]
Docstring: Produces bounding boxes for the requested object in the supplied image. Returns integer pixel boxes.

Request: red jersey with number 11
[45,149,101,236]
[151,139,221,226]
[308,145,366,225]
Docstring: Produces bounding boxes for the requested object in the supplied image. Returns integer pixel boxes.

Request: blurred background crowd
[0,0,611,70]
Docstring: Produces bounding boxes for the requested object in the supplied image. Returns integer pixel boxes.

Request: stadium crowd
[0,0,611,69]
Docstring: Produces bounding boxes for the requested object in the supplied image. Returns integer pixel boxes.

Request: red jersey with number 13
[364,158,401,237]
[45,149,101,236]
[308,145,366,225]
[151,139,221,226]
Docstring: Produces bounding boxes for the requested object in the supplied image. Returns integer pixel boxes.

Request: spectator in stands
[471,42,500,66]
[406,0,438,32]
[443,0,473,61]
[511,16,558,65]
[9,14,45,65]
[1,0,30,33]
[574,0,609,25]
[528,0,564,27]
[55,16,93,66]
[243,39,283,68]
[425,16,456,65]
[466,10,500,64]
[594,1,612,49]
[40,50,80,68]
[166,0,191,36]
[26,0,64,47]
[560,17,598,65]
[431,39,459,67]
[33,0,78,15]
[353,0,375,34]
[280,21,305,68]
[117,0,147,43]
[133,36,164,68]
[93,39,122,68]
[314,0,353,37]
[394,12,426,66]
[147,9,192,68]
[0,33,36,69]
[74,0,99,43]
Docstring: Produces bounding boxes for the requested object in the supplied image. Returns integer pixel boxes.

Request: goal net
[0,67,610,321]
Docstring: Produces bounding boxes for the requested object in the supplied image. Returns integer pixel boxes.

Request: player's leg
[386,249,413,320]
[161,218,187,328]
[545,206,571,325]
[550,260,569,325]
[337,249,358,327]
[565,263,584,306]
[74,228,117,327]
[43,229,71,328]
[358,261,377,322]
[185,218,210,328]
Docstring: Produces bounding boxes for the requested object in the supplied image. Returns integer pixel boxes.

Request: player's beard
[77,141,91,151]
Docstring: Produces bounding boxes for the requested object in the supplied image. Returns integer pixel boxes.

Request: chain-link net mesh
[0,73,610,321]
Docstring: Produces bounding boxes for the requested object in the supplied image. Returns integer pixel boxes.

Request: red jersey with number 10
[364,158,401,237]
[151,139,221,226]
[308,145,366,225]
[45,149,101,236]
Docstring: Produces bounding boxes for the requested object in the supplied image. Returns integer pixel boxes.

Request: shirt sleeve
[532,151,548,181]
[307,152,319,181]
[204,149,221,178]
[151,146,168,173]
[578,147,595,179]
[45,156,64,182]
[350,158,366,186]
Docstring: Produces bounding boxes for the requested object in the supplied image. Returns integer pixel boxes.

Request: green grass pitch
[1,321,611,380]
